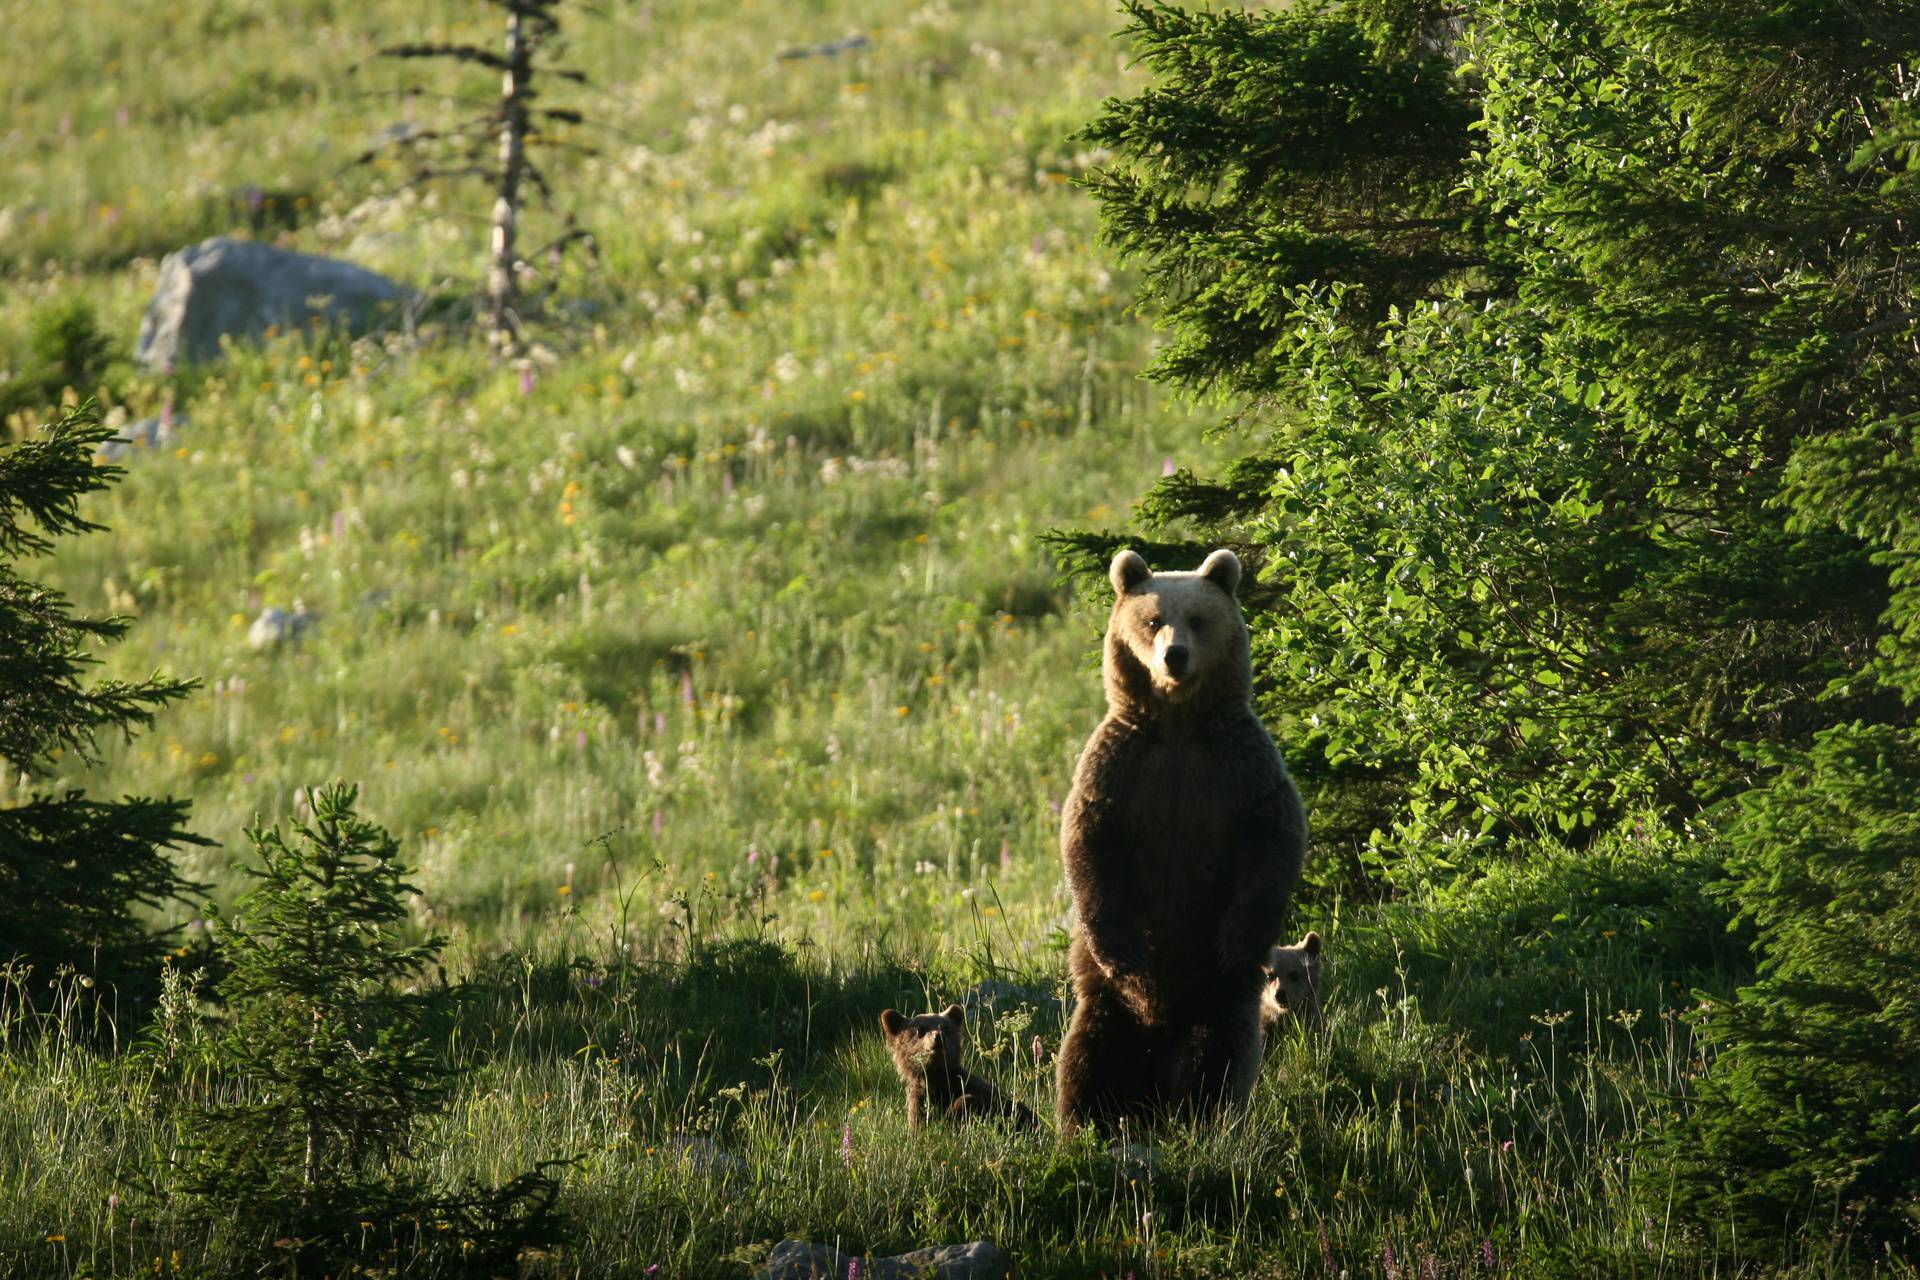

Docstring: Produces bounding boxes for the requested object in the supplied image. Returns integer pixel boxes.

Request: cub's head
[1105,548,1251,712]
[879,1004,966,1073]
[1261,931,1325,1030]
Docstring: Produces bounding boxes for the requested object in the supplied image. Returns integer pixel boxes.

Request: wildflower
[841,1120,854,1168]
[1000,840,1012,870]
[1481,1238,1496,1270]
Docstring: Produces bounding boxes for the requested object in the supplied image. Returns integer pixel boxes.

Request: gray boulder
[759,1239,1010,1280]
[135,237,409,368]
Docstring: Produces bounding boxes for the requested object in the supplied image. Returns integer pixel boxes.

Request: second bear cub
[879,1004,1037,1130]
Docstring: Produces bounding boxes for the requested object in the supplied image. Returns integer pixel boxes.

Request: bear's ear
[1198,548,1242,597]
[940,1003,966,1025]
[1110,549,1151,597]
[880,1009,906,1036]
[1302,930,1322,957]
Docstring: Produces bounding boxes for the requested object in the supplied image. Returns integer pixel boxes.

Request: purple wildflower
[840,1120,853,1168]
[1163,456,1176,476]
[999,840,1012,870]
[1318,1221,1335,1273]
[519,365,535,395]
[1383,1241,1401,1280]
[651,810,664,838]
[681,670,696,706]
[1481,1238,1497,1271]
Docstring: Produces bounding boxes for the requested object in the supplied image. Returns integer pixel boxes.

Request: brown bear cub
[879,1005,1038,1131]
[1260,931,1325,1043]
[1055,548,1308,1134]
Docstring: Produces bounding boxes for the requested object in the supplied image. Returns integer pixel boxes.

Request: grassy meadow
[1,1,1896,1276]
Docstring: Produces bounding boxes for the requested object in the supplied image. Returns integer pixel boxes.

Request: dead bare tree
[358,0,596,353]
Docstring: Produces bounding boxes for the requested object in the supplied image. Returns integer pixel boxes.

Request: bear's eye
[1148,616,1165,630]
[1189,616,1205,632]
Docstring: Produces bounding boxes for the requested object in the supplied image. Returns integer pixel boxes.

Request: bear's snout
[1163,644,1191,679]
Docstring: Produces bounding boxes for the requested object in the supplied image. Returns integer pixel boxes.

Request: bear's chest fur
[1104,732,1249,939]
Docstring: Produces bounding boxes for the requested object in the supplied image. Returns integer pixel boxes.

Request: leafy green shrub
[0,298,115,418]
[0,401,204,1001]
[179,783,565,1273]
[1056,0,1920,886]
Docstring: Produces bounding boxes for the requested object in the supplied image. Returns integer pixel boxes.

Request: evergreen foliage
[179,782,564,1273]
[0,401,203,997]
[1670,724,1920,1253]
[1064,0,1920,874]
[1067,0,1920,1254]
[0,300,116,418]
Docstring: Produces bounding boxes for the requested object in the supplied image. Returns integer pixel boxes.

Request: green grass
[0,0,1906,1275]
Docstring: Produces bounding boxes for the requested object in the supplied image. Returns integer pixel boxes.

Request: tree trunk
[488,5,531,352]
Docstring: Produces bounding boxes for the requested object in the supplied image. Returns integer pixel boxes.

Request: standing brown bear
[1054,548,1307,1134]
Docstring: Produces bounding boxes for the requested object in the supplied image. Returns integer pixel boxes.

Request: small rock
[98,410,185,461]
[962,980,1061,1018]
[1108,1142,1160,1179]
[759,1239,1011,1280]
[135,236,410,368]
[666,1134,744,1178]
[248,604,318,650]
[776,33,871,61]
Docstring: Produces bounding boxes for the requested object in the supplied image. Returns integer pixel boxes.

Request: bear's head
[879,1004,967,1074]
[1261,931,1325,1030]
[1104,548,1251,717]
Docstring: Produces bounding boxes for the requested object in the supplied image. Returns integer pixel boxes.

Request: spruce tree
[0,401,204,999]
[181,783,563,1271]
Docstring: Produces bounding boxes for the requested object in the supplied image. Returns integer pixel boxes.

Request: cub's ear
[1198,548,1242,597]
[941,1003,966,1025]
[1302,930,1322,957]
[880,1009,906,1036]
[1110,549,1151,597]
